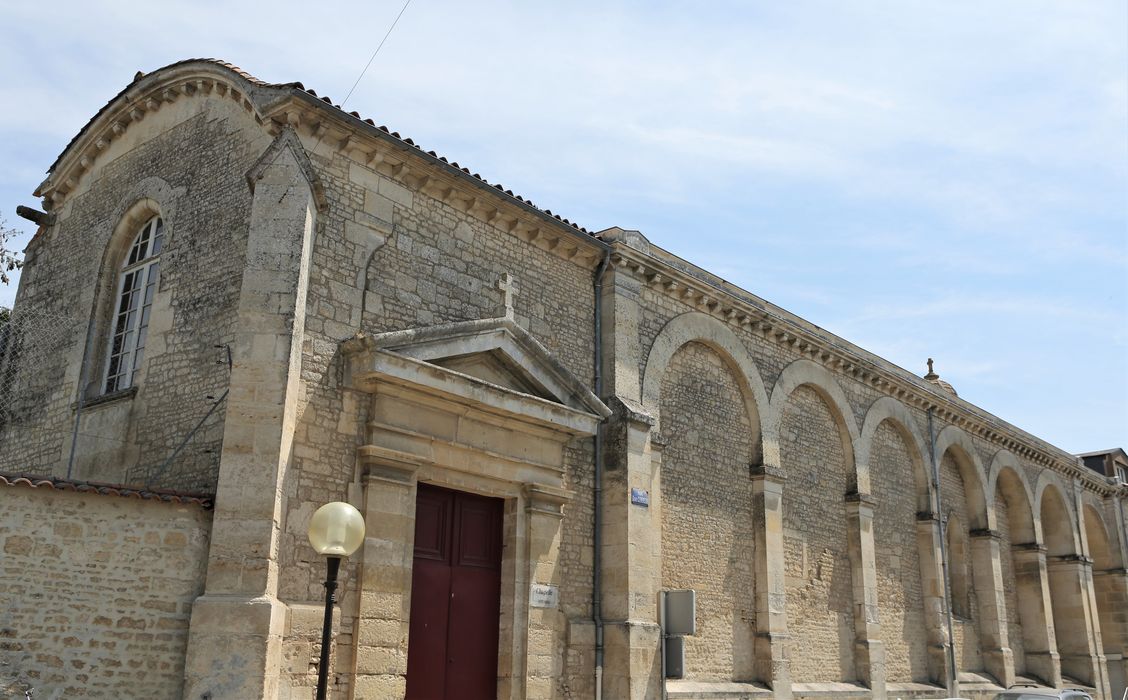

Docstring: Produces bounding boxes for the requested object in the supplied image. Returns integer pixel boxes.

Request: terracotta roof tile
[47,58,299,173]
[46,58,602,241]
[289,82,599,237]
[0,471,214,509]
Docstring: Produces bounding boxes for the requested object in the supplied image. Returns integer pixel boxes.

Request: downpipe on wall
[928,407,959,696]
[592,246,611,700]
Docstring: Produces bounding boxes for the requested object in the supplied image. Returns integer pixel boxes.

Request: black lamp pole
[316,556,343,700]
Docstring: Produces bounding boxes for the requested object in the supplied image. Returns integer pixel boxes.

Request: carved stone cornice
[261,91,609,270]
[1047,553,1093,568]
[358,444,427,483]
[40,60,610,271]
[969,528,1002,541]
[38,64,271,210]
[845,491,877,508]
[1093,567,1128,577]
[524,483,573,519]
[606,243,1117,497]
[749,463,786,483]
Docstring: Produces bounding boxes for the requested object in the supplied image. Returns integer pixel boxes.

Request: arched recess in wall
[640,311,768,459]
[1034,475,1080,555]
[1081,502,1127,695]
[858,397,930,510]
[764,358,860,482]
[857,396,932,683]
[932,425,990,674]
[987,453,1048,682]
[641,312,768,683]
[932,426,990,530]
[766,359,862,684]
[1036,477,1094,686]
[86,178,184,401]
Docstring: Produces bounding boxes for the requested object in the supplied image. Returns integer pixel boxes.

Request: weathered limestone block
[352,452,421,696]
[600,396,661,700]
[969,529,1015,688]
[0,487,210,699]
[184,131,321,700]
[845,491,886,698]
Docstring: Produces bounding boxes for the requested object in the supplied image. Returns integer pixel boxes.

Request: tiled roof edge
[46,57,299,173]
[285,87,602,240]
[0,471,214,509]
[44,58,603,243]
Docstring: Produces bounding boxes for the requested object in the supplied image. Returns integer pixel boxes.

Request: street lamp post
[307,501,366,700]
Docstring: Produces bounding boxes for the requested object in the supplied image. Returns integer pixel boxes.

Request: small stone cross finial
[497,273,519,318]
[927,358,934,374]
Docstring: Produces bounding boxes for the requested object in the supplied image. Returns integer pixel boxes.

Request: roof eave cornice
[262,90,609,265]
[608,242,1114,494]
[38,62,284,210]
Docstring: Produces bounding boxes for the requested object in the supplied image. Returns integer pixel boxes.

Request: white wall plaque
[530,583,559,609]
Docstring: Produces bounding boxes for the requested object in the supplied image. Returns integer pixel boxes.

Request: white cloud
[0,0,1123,447]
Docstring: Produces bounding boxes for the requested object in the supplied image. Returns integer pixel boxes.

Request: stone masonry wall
[12,59,1125,698]
[780,385,856,683]
[659,342,756,682]
[870,419,930,683]
[995,491,1027,675]
[271,146,601,697]
[940,451,984,673]
[0,96,267,493]
[0,486,211,698]
[557,438,599,700]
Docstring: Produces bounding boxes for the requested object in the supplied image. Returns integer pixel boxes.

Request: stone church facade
[1,59,1126,700]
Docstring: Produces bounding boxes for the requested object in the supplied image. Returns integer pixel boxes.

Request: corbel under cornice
[261,92,609,270]
[606,242,1115,496]
[38,65,274,211]
[37,60,610,271]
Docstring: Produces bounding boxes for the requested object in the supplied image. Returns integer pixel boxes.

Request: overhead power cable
[277,0,415,205]
[340,0,415,109]
[306,0,415,161]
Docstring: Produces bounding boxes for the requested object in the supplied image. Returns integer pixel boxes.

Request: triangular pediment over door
[342,317,608,700]
[343,316,610,440]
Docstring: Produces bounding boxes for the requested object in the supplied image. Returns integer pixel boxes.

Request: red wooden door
[406,485,503,700]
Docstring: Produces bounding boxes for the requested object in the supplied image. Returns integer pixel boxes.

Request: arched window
[103,216,163,393]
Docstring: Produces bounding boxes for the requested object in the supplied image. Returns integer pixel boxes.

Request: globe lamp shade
[307,502,366,558]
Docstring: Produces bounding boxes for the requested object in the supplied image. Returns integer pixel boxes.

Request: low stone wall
[0,479,211,698]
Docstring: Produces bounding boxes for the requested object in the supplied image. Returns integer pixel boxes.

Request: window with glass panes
[104,216,163,393]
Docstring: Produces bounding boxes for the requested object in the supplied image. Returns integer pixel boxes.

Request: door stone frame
[342,330,607,699]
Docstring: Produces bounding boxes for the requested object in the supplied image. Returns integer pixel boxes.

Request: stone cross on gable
[497,273,518,319]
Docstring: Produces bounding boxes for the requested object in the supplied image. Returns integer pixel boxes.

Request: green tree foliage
[1,219,22,285]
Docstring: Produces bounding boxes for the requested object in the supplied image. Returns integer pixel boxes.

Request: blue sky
[1,1,1125,453]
